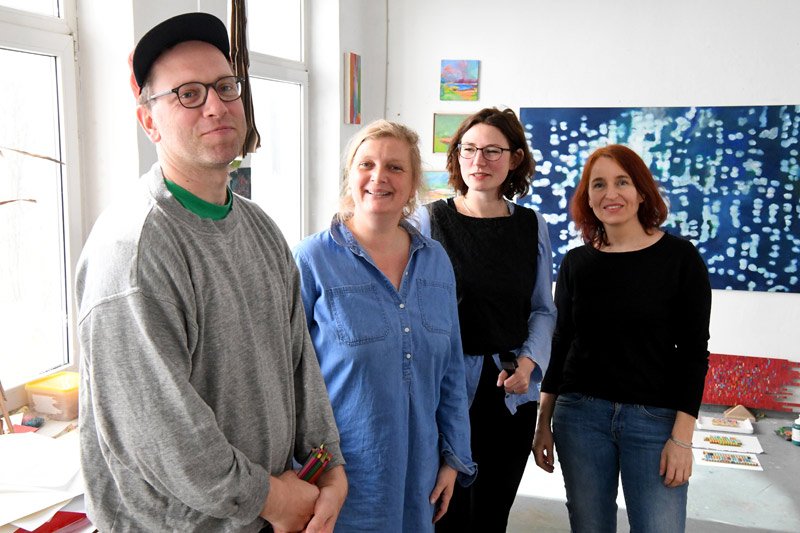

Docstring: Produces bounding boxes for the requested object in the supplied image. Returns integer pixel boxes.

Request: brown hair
[338,120,423,221]
[445,107,535,199]
[572,144,668,246]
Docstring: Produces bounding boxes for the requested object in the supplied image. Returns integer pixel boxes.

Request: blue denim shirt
[412,202,557,414]
[293,218,476,532]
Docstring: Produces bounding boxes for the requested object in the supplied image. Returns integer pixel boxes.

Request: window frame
[245,0,310,239]
[0,1,82,410]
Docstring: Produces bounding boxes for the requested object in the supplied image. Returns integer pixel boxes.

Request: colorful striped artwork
[345,52,361,124]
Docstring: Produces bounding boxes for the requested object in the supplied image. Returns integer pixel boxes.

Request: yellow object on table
[25,371,79,421]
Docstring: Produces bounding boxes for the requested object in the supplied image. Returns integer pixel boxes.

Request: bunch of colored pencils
[298,443,331,485]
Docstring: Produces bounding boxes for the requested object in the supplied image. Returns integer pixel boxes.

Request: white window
[0,2,81,401]
[234,0,307,246]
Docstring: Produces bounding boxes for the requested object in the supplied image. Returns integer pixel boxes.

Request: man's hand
[261,470,320,533]
[429,464,458,523]
[305,465,348,533]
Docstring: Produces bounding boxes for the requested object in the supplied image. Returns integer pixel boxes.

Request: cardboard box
[25,371,79,421]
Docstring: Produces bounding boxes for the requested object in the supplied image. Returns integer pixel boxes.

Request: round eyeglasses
[457,143,512,161]
[147,76,244,109]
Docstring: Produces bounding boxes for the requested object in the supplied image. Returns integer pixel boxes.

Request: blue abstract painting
[518,105,800,293]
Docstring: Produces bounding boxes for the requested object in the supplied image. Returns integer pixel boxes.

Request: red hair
[571,144,667,246]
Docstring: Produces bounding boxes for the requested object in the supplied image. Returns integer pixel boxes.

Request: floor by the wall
[508,409,799,532]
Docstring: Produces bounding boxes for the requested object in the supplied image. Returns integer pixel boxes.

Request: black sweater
[428,198,538,355]
[540,232,711,417]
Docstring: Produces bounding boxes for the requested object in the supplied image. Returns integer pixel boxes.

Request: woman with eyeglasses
[416,107,557,532]
[293,120,476,532]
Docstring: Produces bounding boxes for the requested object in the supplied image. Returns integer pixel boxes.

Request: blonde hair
[338,119,423,221]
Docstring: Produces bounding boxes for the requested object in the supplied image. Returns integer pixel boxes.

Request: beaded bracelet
[669,435,693,449]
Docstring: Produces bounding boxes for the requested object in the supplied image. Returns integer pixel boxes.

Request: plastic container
[792,415,800,446]
[25,371,79,421]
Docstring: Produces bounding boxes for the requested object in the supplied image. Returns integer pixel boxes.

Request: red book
[15,511,91,533]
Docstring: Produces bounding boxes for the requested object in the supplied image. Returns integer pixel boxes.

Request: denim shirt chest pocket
[327,283,390,346]
[416,278,453,335]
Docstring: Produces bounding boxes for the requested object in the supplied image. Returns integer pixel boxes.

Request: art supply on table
[792,415,800,446]
[775,426,792,441]
[298,444,332,485]
[22,412,45,428]
[52,422,79,439]
[24,371,79,421]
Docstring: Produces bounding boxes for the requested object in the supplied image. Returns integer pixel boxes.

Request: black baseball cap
[132,12,230,90]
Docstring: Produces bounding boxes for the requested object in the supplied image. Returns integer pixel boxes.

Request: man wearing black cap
[75,12,347,532]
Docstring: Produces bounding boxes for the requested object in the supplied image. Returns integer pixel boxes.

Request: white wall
[76,0,139,233]
[385,0,800,364]
[307,0,388,234]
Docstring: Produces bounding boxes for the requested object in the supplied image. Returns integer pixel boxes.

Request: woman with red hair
[533,144,711,532]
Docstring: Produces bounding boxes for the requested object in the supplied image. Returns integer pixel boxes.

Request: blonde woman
[293,120,476,531]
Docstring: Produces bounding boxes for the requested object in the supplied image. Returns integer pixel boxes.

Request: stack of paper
[0,431,85,531]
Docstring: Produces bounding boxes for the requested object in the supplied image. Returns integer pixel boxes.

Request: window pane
[0,0,59,17]
[249,77,303,246]
[0,47,68,387]
[247,0,302,61]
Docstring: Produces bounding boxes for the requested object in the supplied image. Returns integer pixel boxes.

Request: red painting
[702,353,800,411]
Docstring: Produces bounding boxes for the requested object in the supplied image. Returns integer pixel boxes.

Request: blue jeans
[553,394,688,533]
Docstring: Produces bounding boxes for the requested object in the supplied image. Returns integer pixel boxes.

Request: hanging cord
[230,0,261,156]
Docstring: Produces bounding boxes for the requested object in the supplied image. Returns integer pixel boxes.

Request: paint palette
[696,416,754,434]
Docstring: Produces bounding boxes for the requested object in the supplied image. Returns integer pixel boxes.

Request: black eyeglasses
[147,76,244,109]
[457,143,512,161]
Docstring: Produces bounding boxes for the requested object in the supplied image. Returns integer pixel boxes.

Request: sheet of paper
[10,499,69,531]
[692,431,764,453]
[0,471,84,527]
[0,431,84,527]
[0,431,80,490]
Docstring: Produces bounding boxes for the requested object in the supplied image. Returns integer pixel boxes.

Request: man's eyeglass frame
[147,76,244,109]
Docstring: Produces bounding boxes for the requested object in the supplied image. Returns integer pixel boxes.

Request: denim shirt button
[405,353,412,359]
[399,303,405,309]
[404,327,410,333]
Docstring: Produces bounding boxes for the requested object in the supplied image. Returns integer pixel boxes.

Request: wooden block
[724,404,756,422]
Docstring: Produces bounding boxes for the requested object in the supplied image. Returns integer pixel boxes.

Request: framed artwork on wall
[344,52,361,124]
[439,59,479,101]
[420,170,453,203]
[518,104,800,293]
[433,113,469,153]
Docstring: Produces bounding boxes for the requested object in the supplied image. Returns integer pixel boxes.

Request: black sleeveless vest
[428,198,539,355]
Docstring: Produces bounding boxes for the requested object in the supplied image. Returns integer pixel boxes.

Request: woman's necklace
[461,194,508,218]
[461,195,477,216]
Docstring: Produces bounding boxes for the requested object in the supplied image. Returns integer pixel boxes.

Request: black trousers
[436,358,538,533]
